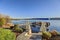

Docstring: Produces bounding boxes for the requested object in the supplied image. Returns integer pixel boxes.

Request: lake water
[12,20,60,32]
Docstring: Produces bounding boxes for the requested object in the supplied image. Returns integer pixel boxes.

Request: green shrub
[0,28,16,40]
[22,28,26,32]
[0,18,6,26]
[42,31,52,38]
[14,24,23,33]
[15,28,23,33]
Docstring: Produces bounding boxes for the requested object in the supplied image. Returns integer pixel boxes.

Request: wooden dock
[17,32,42,40]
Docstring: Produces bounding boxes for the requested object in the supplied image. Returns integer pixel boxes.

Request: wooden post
[26,21,31,35]
[40,22,46,32]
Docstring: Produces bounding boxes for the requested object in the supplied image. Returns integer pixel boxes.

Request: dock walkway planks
[17,32,42,40]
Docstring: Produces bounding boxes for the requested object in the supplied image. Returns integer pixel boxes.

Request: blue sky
[0,0,60,18]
